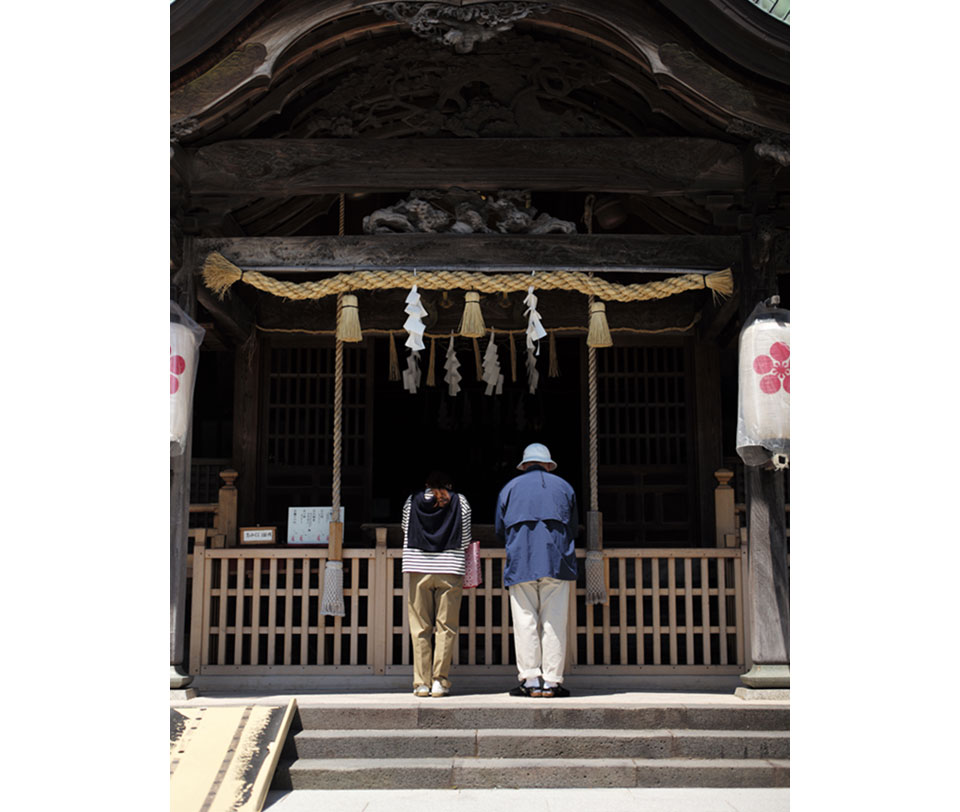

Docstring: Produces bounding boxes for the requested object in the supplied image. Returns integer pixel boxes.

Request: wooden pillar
[372,527,388,675]
[714,469,737,547]
[741,465,789,686]
[233,331,261,528]
[170,236,196,690]
[738,226,789,689]
[216,468,239,547]
[695,339,723,545]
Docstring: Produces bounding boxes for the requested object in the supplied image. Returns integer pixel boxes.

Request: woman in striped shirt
[401,471,472,697]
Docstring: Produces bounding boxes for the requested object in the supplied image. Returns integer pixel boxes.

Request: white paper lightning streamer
[403,284,427,351]
[524,285,547,354]
[481,330,504,396]
[402,349,422,393]
[443,334,462,396]
[526,346,540,394]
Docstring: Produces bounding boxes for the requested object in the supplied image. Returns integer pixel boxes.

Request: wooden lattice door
[593,338,698,546]
[258,337,372,541]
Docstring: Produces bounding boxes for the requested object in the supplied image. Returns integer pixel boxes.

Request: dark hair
[425,470,453,490]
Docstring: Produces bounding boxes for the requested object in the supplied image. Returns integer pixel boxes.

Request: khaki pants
[509,578,571,684]
[407,572,464,689]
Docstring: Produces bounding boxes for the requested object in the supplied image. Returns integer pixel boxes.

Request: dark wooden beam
[196,234,741,273]
[701,287,741,342]
[171,142,191,187]
[694,338,723,545]
[196,284,254,345]
[187,138,744,198]
[232,332,261,529]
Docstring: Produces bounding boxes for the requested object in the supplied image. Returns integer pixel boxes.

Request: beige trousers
[407,572,464,689]
[509,578,571,684]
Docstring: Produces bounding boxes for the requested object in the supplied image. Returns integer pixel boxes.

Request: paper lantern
[736,301,790,467]
[170,301,205,456]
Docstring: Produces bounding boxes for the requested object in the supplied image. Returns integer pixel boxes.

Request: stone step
[273,756,790,790]
[286,728,790,760]
[295,704,789,732]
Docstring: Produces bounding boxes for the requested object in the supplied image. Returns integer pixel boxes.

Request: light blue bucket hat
[518,443,557,471]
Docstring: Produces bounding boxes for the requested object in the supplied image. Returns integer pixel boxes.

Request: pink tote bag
[464,541,482,589]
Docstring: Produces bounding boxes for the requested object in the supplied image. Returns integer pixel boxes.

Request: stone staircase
[272,700,789,790]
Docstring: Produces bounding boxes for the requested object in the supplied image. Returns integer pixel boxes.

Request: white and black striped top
[401,493,472,575]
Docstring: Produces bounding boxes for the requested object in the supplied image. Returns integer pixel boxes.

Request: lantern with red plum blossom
[736,299,790,468]
[170,301,205,456]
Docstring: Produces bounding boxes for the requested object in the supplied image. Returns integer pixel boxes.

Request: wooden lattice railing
[189,542,746,676]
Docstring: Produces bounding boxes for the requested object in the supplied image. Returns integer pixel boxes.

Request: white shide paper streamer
[402,349,422,394]
[523,285,547,354]
[443,334,462,396]
[482,330,504,396]
[403,284,427,351]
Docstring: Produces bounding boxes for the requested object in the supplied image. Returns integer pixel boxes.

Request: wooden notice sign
[239,526,277,545]
[287,507,344,545]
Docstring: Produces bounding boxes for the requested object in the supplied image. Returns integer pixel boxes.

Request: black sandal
[540,684,570,698]
[508,682,542,697]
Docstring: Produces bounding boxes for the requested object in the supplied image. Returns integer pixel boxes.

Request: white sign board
[240,526,277,544]
[287,507,344,545]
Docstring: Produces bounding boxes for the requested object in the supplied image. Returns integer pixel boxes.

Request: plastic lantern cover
[170,301,205,456]
[736,301,790,467]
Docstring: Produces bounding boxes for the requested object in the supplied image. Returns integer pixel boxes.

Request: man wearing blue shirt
[495,443,578,697]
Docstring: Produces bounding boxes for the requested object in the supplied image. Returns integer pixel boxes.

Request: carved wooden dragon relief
[362,189,577,234]
[295,34,628,139]
[373,2,550,53]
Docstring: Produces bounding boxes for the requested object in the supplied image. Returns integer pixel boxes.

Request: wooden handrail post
[714,469,736,548]
[373,527,388,675]
[217,468,239,547]
[188,536,208,675]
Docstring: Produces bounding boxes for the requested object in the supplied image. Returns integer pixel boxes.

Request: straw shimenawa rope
[202,252,733,305]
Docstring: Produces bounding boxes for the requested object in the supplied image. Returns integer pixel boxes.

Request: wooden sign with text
[239,526,277,545]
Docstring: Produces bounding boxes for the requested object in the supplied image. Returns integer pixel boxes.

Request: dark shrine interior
[370,335,585,528]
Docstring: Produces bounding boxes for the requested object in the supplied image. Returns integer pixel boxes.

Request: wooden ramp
[170,700,297,812]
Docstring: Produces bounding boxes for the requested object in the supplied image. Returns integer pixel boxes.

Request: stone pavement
[170,681,789,711]
[173,682,789,809]
[263,787,789,811]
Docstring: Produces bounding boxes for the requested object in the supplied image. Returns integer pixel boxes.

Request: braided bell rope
[202,252,733,304]
[584,195,600,514]
[333,293,343,515]
[332,194,346,516]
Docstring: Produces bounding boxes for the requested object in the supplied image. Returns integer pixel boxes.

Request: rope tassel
[336,294,363,342]
[472,337,483,381]
[548,330,559,377]
[388,332,400,381]
[458,291,486,337]
[587,301,613,348]
[320,560,345,616]
[201,252,244,298]
[584,551,607,605]
[704,268,734,300]
[426,336,437,386]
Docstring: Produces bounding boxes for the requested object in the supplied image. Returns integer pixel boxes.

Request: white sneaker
[431,679,448,697]
[414,684,430,697]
